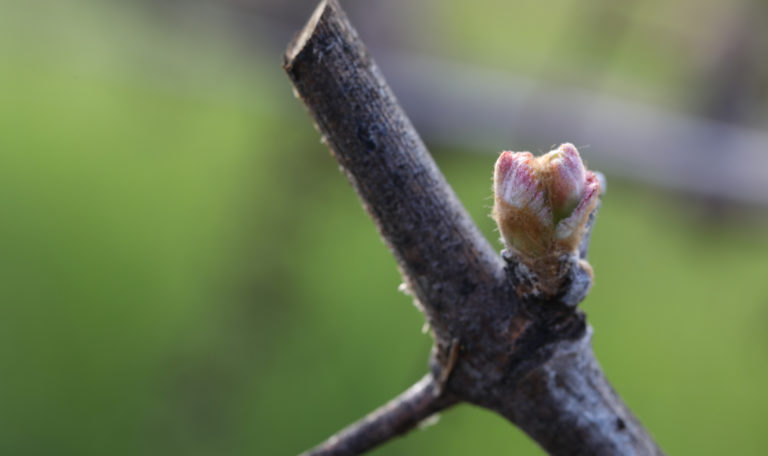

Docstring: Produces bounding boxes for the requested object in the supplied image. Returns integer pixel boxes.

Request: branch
[499,327,662,455]
[284,1,664,455]
[283,0,506,353]
[301,375,457,456]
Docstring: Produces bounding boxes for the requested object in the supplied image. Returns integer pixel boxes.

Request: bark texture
[283,1,664,455]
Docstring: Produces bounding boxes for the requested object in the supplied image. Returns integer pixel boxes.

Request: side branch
[301,374,457,456]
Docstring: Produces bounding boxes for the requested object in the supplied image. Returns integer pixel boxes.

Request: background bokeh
[2,0,768,454]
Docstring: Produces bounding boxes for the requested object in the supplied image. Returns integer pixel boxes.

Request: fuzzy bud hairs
[493,143,601,261]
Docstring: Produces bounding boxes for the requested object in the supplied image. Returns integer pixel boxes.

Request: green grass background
[2,1,768,454]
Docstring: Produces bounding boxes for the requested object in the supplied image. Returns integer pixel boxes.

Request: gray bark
[283,1,664,454]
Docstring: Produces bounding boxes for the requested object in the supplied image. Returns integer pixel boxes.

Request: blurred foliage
[429,0,760,111]
[1,1,768,455]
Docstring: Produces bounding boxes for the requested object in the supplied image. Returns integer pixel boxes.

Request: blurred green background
[2,0,768,455]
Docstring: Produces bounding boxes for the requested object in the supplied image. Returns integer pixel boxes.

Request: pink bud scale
[492,143,601,260]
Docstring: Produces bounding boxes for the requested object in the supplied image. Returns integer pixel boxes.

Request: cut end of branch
[284,0,332,67]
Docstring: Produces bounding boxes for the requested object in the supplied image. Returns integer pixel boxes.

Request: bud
[493,143,600,260]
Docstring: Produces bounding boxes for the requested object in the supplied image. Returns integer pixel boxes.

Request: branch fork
[284,1,663,454]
